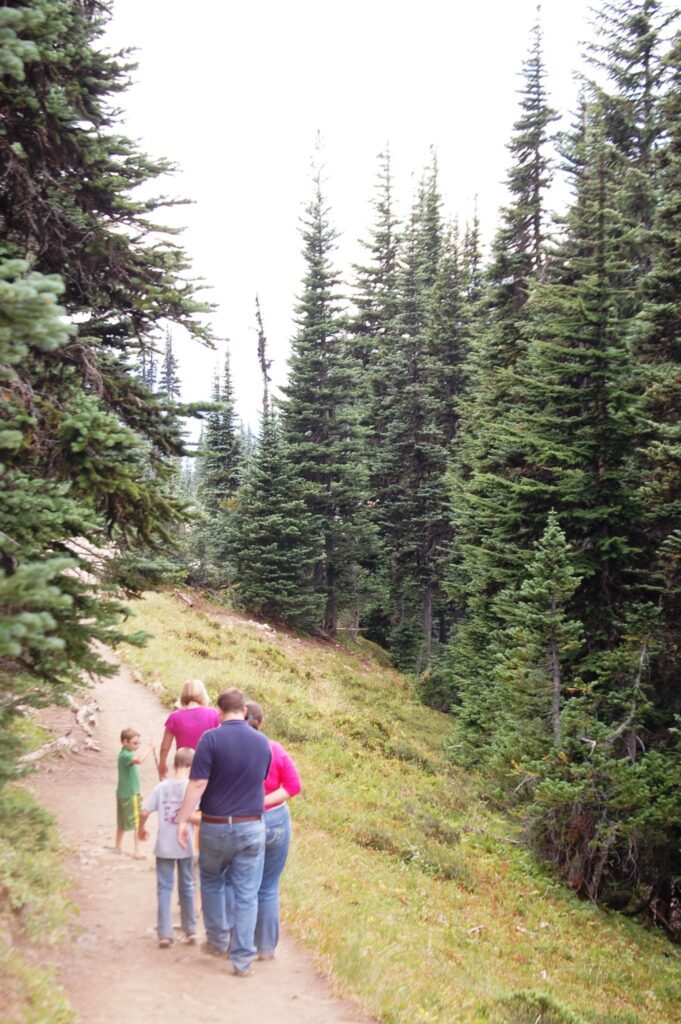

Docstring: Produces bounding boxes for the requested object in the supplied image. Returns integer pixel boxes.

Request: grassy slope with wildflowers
[120,590,680,1024]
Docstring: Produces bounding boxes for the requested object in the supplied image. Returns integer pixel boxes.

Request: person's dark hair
[245,701,264,727]
[174,747,195,769]
[217,688,247,715]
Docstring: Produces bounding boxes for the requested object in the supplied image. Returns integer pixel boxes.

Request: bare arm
[264,786,292,808]
[138,808,151,841]
[131,741,155,766]
[157,730,174,779]
[264,745,301,807]
[177,778,208,849]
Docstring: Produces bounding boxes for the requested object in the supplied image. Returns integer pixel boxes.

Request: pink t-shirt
[265,739,301,809]
[164,706,220,750]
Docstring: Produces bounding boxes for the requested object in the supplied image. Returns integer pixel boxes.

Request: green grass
[119,590,681,1024]
[0,787,76,1023]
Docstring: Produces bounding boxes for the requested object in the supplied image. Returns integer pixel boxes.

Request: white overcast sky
[104,0,597,431]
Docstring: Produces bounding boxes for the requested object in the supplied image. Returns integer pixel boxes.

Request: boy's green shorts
[116,793,142,831]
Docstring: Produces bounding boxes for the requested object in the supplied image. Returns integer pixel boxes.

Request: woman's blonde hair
[180,679,210,707]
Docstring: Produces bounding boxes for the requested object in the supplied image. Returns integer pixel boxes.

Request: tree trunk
[419,582,433,671]
[550,632,561,745]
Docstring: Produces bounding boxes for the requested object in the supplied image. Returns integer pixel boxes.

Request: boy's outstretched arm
[131,741,155,766]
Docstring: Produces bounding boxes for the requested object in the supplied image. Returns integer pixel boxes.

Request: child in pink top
[157,679,220,779]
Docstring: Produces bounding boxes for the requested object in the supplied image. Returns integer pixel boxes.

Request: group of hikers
[115,679,301,977]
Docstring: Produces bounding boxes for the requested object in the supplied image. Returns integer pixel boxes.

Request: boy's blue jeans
[156,856,196,941]
[255,803,291,956]
[199,818,265,973]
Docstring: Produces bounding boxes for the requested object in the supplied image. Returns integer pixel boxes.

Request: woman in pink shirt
[245,701,301,959]
[157,679,220,779]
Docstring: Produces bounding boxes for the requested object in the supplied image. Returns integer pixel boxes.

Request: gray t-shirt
[143,778,194,859]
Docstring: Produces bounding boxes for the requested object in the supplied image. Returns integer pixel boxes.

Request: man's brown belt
[201,814,262,824]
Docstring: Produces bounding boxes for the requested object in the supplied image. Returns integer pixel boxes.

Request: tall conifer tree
[158,329,182,400]
[230,309,322,626]
[632,30,681,713]
[198,353,242,518]
[0,0,212,776]
[588,0,675,298]
[281,145,366,635]
[446,19,557,716]
[369,157,451,669]
[490,512,584,778]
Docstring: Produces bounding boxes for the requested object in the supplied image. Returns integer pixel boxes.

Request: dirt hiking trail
[29,653,376,1024]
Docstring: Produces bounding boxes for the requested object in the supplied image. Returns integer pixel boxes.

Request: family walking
[115,681,301,977]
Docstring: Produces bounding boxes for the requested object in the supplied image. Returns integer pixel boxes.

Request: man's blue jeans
[255,803,291,956]
[155,856,196,941]
[199,818,265,972]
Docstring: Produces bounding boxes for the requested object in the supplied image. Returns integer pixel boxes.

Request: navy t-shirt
[191,719,272,817]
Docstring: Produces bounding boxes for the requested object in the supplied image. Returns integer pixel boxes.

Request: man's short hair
[174,747,195,769]
[120,727,140,743]
[217,688,247,715]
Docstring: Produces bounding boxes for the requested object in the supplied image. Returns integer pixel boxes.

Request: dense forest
[1,0,679,937]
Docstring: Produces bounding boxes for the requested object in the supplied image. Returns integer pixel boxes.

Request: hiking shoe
[158,938,174,949]
[200,940,226,957]
[184,933,197,945]
[257,952,275,960]
[231,964,254,977]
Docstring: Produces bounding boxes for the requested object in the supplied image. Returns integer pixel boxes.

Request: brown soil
[28,652,375,1024]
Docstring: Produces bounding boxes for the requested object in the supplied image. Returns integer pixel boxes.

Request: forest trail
[28,651,375,1024]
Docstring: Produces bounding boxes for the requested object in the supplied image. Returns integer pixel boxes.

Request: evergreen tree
[0,262,144,780]
[446,19,557,715]
[505,107,641,631]
[281,146,367,635]
[230,313,323,627]
[158,329,182,400]
[0,1,213,779]
[525,600,680,925]
[366,157,453,670]
[350,150,402,647]
[137,344,158,392]
[229,412,324,628]
[490,512,584,784]
[628,29,681,759]
[198,352,242,518]
[255,295,272,416]
[351,148,400,375]
[484,15,559,364]
[587,0,675,295]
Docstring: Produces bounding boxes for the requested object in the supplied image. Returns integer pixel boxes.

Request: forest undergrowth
[114,590,681,1024]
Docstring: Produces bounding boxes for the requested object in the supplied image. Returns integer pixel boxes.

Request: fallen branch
[19,735,77,764]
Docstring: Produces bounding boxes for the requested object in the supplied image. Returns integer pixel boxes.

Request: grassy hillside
[121,590,680,1024]
[0,782,77,1023]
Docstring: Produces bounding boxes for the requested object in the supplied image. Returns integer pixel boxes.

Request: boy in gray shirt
[139,746,199,947]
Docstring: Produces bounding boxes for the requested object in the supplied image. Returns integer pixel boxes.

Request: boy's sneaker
[231,964,253,977]
[158,938,173,949]
[184,934,197,945]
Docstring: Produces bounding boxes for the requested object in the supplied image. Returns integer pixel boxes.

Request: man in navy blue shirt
[177,687,271,976]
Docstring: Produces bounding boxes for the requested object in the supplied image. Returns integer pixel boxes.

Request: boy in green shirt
[115,727,155,857]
